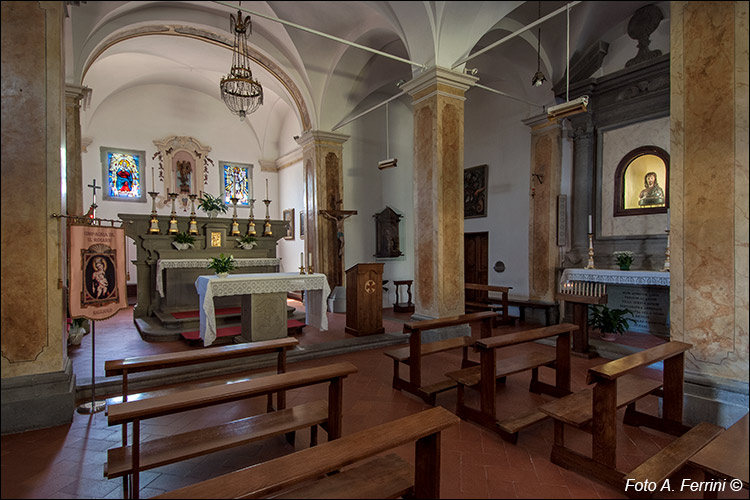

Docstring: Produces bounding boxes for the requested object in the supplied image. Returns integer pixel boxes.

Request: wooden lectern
[345,262,385,336]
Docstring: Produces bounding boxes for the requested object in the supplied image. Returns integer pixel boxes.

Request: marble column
[295,131,350,291]
[670,1,748,415]
[401,67,477,319]
[523,115,563,301]
[65,84,89,217]
[1,1,74,433]
[564,114,596,268]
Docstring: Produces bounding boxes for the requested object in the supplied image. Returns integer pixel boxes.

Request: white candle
[151,167,155,188]
[265,179,269,200]
[300,252,304,267]
[308,252,312,267]
[588,215,593,234]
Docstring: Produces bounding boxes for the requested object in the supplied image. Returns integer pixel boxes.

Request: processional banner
[68,224,128,321]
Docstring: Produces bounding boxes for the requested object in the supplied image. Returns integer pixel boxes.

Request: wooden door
[464,232,488,303]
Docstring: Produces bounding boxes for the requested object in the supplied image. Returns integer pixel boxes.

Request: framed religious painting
[613,146,669,217]
[283,208,295,240]
[219,161,253,207]
[299,210,305,239]
[464,164,488,218]
[100,146,147,202]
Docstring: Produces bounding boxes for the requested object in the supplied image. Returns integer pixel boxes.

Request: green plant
[237,234,257,245]
[588,304,634,335]
[71,317,88,329]
[207,253,236,273]
[173,231,195,244]
[613,250,634,269]
[197,193,228,214]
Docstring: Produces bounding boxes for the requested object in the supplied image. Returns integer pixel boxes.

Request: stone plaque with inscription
[607,285,669,336]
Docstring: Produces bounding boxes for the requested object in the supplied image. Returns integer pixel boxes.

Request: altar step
[181,319,307,345]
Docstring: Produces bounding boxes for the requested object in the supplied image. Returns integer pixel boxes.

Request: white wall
[276,159,305,273]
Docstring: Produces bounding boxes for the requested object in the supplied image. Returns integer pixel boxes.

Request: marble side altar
[559,268,670,336]
[120,213,289,327]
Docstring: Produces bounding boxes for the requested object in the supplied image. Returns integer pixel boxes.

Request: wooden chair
[446,323,577,443]
[464,283,515,326]
[540,341,724,494]
[153,406,460,499]
[105,362,357,499]
[384,311,497,405]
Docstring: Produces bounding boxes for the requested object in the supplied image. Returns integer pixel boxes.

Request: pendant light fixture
[378,102,397,170]
[531,1,546,87]
[220,2,264,121]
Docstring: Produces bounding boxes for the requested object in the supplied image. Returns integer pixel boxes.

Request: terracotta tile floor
[3,306,740,499]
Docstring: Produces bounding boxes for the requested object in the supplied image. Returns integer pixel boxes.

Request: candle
[308,252,312,267]
[300,252,304,267]
[151,167,155,188]
[265,179,269,200]
[588,215,593,234]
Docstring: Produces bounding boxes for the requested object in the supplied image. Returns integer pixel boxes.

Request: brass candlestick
[263,199,272,236]
[188,194,199,235]
[230,197,241,236]
[662,229,671,272]
[148,191,160,234]
[167,192,179,234]
[246,198,257,236]
[584,233,595,269]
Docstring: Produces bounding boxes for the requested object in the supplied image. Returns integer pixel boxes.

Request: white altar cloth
[560,268,670,288]
[156,258,280,297]
[195,272,330,346]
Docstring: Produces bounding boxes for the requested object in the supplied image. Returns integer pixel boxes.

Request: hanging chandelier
[220,8,264,121]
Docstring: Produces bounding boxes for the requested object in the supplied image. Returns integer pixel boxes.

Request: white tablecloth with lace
[560,268,670,288]
[156,258,280,297]
[195,272,330,346]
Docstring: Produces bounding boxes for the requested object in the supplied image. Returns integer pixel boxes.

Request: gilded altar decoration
[211,231,222,247]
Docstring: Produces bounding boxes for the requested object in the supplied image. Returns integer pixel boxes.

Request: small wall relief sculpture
[464,164,488,218]
[374,206,403,258]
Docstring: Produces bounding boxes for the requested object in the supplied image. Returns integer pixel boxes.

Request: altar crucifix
[319,199,357,259]
[85,179,102,219]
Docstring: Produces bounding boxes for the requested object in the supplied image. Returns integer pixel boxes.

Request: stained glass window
[100,147,147,202]
[221,162,252,206]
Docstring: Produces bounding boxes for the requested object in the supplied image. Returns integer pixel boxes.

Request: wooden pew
[384,311,497,405]
[540,341,723,493]
[446,323,577,443]
[153,406,460,499]
[465,283,514,326]
[105,362,358,499]
[105,338,299,498]
[688,412,748,499]
[507,295,559,326]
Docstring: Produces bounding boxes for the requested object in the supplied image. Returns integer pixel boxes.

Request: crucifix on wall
[319,200,357,259]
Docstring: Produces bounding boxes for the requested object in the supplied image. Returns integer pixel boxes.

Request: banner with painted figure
[68,224,128,320]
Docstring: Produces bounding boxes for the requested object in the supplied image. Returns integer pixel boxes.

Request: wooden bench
[105,361,358,499]
[384,311,497,405]
[153,406,460,499]
[507,296,559,326]
[465,283,515,326]
[446,323,577,443]
[688,412,748,499]
[540,341,723,492]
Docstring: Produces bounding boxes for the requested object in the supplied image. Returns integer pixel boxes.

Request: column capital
[295,130,350,149]
[258,159,277,173]
[65,84,91,107]
[400,66,478,103]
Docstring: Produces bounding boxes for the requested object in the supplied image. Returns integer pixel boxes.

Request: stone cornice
[400,66,478,100]
[258,160,277,173]
[295,130,350,150]
[275,147,303,170]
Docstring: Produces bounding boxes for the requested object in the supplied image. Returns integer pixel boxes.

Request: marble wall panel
[414,105,436,313]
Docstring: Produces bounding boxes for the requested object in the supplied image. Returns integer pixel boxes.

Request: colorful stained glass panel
[100,147,147,203]
[221,162,252,206]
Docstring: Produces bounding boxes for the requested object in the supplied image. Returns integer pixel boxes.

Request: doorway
[464,232,488,303]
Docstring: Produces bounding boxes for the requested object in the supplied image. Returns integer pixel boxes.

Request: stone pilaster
[670,1,748,424]
[401,67,477,319]
[65,84,89,217]
[523,115,563,301]
[295,131,350,290]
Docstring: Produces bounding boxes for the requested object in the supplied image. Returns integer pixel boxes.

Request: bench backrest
[586,341,692,384]
[104,337,299,376]
[403,311,497,333]
[465,283,512,294]
[475,323,578,350]
[153,406,460,499]
[107,361,357,426]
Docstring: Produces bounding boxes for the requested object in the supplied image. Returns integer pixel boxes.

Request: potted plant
[207,253,235,278]
[588,304,634,342]
[613,250,634,270]
[236,234,257,250]
[172,231,195,250]
[197,193,228,218]
[68,317,88,346]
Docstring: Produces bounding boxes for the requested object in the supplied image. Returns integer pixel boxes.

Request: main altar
[120,213,289,341]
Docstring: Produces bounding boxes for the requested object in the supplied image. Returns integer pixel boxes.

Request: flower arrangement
[236,234,257,249]
[197,193,228,215]
[613,250,634,270]
[588,304,634,338]
[207,253,236,274]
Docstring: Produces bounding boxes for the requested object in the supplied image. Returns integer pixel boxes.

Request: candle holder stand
[167,192,179,234]
[188,194,199,235]
[148,191,161,234]
[584,233,595,269]
[230,197,241,236]
[246,199,257,236]
[263,199,272,236]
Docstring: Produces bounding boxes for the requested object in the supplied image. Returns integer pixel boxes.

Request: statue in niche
[176,160,192,194]
[638,171,665,207]
[374,207,403,258]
